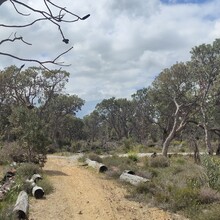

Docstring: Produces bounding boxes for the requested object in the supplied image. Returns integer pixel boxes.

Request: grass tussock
[0,162,53,219]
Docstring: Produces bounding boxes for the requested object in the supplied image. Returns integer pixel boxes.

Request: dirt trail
[29,156,186,220]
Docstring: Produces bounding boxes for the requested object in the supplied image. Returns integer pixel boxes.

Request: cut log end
[32,186,44,199]
[99,165,108,173]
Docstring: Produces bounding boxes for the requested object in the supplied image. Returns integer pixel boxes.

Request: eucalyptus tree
[190,39,220,154]
[83,110,102,142]
[131,88,159,143]
[95,97,134,140]
[43,94,84,148]
[0,65,84,153]
[9,106,48,161]
[0,65,70,109]
[150,62,199,156]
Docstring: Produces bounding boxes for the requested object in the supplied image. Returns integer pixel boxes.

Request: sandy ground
[29,156,187,220]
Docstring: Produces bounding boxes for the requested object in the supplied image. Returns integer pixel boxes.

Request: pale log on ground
[120,170,150,186]
[86,158,108,173]
[13,191,29,219]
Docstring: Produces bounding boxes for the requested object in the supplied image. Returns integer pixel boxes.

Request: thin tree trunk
[201,106,213,155]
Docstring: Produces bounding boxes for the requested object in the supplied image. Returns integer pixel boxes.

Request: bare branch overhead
[0,0,90,68]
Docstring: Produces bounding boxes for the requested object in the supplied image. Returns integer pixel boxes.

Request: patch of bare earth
[29,156,187,220]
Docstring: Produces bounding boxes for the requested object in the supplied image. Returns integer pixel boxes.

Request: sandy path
[29,156,186,220]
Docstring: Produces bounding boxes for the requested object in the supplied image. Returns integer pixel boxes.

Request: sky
[0,0,220,117]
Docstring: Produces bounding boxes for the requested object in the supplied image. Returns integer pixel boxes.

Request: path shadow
[44,170,68,176]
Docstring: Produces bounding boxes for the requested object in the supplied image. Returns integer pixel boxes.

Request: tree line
[1,39,220,158]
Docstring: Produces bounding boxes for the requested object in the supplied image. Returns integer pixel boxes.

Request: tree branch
[0,47,73,70]
[0,0,90,68]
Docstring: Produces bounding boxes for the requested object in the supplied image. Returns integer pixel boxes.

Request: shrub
[149,156,170,168]
[198,187,220,204]
[196,204,220,220]
[201,155,220,190]
[169,186,199,211]
[122,138,134,152]
[37,176,54,195]
[102,155,137,173]
[87,153,103,163]
[16,163,41,180]
[135,182,153,194]
[127,152,138,162]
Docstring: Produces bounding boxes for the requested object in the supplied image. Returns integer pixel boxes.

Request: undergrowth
[102,154,220,219]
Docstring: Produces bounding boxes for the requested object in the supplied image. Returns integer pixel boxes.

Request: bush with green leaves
[127,151,138,162]
[16,163,42,180]
[201,154,220,190]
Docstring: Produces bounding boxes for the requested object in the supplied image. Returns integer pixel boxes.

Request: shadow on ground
[44,170,68,176]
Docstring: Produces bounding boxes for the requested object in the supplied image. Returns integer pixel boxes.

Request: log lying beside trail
[86,159,108,173]
[26,174,44,199]
[32,185,44,199]
[119,170,150,186]
[13,191,28,219]
[0,173,15,200]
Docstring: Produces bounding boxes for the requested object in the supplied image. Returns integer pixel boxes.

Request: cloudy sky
[0,0,220,116]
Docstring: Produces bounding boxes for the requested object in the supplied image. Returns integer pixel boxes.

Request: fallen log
[0,176,15,200]
[32,185,44,199]
[119,170,150,186]
[86,158,108,173]
[13,191,28,220]
[30,174,42,183]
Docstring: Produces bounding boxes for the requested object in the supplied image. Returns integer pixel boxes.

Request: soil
[29,155,187,220]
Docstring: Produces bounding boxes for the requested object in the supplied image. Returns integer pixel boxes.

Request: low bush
[16,163,42,180]
[127,151,138,162]
[148,156,170,168]
[198,187,220,204]
[87,153,103,163]
[196,204,220,220]
[37,176,54,195]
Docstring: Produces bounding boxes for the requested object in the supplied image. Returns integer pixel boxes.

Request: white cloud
[0,0,220,115]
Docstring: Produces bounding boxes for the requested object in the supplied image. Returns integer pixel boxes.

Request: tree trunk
[193,139,200,164]
[201,106,213,155]
[216,142,220,155]
[162,131,175,157]
[204,125,213,155]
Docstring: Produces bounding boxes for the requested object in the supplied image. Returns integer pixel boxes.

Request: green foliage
[169,186,200,211]
[122,138,134,152]
[102,155,138,178]
[9,107,48,156]
[16,163,42,180]
[195,204,220,220]
[201,155,220,190]
[127,151,138,162]
[37,176,54,195]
